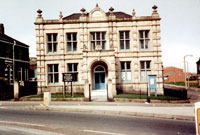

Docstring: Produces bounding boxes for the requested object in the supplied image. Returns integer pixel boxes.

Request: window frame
[139,30,150,50]
[48,64,59,84]
[67,63,78,82]
[47,33,58,53]
[119,31,130,51]
[66,33,77,53]
[90,32,106,51]
[140,61,151,82]
[120,61,132,82]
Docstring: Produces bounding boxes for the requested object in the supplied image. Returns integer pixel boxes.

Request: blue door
[95,72,105,89]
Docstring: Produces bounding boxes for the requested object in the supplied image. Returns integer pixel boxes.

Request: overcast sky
[0,0,199,73]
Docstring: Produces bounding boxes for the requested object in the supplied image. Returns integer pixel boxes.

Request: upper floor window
[67,33,77,52]
[121,62,131,81]
[140,61,151,82]
[48,64,59,84]
[90,32,106,51]
[47,33,57,53]
[68,63,78,82]
[139,30,150,50]
[120,31,130,50]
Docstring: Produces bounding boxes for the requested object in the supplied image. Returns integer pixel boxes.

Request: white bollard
[43,92,51,106]
[195,102,200,135]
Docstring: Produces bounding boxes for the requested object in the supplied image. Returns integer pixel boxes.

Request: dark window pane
[140,40,144,49]
[102,41,105,49]
[95,66,104,71]
[125,31,129,39]
[120,40,124,50]
[146,61,150,69]
[141,62,145,69]
[97,32,100,40]
[140,31,143,38]
[95,73,99,83]
[53,43,57,52]
[67,33,71,41]
[145,31,149,38]
[73,33,76,41]
[102,33,105,40]
[73,42,77,51]
[73,73,78,81]
[54,74,59,82]
[121,62,125,70]
[48,65,53,72]
[53,34,57,42]
[127,62,131,70]
[48,74,53,83]
[67,42,72,51]
[47,34,51,42]
[74,64,78,71]
[120,32,124,39]
[54,65,58,72]
[48,43,52,52]
[145,40,149,49]
[68,64,72,72]
[91,42,95,50]
[126,40,130,49]
[101,73,105,83]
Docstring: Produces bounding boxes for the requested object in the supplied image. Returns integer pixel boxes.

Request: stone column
[107,78,114,101]
[84,79,90,101]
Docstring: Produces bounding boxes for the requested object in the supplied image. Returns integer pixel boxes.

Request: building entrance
[94,65,106,90]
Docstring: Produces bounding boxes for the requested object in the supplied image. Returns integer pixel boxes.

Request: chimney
[0,24,4,34]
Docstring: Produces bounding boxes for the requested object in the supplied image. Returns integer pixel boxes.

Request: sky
[0,0,199,73]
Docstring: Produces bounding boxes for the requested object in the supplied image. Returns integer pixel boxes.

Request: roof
[0,33,29,47]
[63,11,132,20]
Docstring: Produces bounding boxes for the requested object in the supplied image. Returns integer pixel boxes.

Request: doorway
[94,65,106,90]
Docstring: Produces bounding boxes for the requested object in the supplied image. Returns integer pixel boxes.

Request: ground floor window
[140,61,151,81]
[48,64,59,84]
[121,61,131,81]
[67,63,78,82]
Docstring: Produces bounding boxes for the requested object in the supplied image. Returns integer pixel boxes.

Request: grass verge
[166,82,198,88]
[114,94,183,100]
[27,94,84,98]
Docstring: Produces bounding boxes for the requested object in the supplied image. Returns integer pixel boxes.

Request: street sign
[62,73,72,82]
[148,75,157,97]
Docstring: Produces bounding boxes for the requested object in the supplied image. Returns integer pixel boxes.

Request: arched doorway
[94,65,106,90]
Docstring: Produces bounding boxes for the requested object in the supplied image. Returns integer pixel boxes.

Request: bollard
[43,92,51,106]
[195,102,200,135]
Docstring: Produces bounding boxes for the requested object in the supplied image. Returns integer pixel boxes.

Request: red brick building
[163,67,196,83]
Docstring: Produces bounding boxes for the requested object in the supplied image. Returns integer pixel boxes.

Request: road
[0,108,195,135]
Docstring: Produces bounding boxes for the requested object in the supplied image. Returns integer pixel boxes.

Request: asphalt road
[0,108,196,135]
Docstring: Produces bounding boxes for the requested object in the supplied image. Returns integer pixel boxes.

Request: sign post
[62,73,73,97]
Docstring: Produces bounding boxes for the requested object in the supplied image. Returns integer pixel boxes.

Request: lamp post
[13,41,16,84]
[184,55,193,89]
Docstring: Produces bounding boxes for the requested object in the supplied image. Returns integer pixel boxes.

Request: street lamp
[13,41,16,84]
[184,54,193,89]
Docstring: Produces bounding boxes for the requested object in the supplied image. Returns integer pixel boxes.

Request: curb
[21,97,190,104]
[29,106,194,122]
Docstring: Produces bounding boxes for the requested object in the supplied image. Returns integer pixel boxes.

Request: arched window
[95,66,105,72]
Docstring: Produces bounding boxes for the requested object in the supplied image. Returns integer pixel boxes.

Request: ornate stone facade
[35,5,163,99]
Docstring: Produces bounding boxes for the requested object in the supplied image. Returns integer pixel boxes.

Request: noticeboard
[148,74,157,97]
[62,73,72,82]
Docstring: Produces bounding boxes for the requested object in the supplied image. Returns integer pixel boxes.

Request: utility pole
[184,55,193,89]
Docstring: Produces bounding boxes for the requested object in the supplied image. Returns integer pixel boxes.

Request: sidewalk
[30,102,195,121]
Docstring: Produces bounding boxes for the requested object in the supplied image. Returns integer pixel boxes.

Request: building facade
[35,5,163,100]
[0,23,29,86]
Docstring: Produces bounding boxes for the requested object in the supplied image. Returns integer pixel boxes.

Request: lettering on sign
[63,73,72,82]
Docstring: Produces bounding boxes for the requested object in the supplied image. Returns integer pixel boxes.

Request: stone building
[35,5,163,100]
